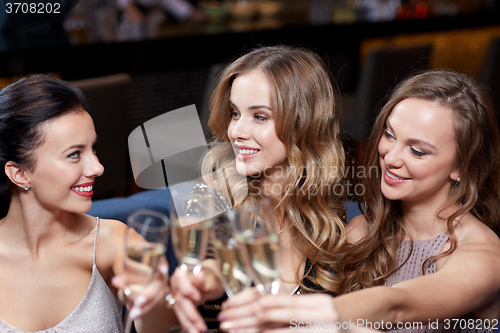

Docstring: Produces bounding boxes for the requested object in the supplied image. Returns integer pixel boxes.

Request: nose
[381,141,404,169]
[84,153,105,178]
[229,117,250,141]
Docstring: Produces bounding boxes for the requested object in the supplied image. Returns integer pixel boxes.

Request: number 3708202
[443,318,499,331]
[6,2,61,14]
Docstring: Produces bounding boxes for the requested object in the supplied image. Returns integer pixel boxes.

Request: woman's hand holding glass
[219,292,344,333]
[168,183,223,333]
[213,199,282,331]
[212,209,252,298]
[232,199,281,295]
[119,209,171,333]
[168,191,282,333]
[170,183,215,274]
[170,259,225,333]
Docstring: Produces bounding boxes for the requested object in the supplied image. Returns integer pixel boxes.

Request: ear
[4,161,30,190]
[450,168,460,182]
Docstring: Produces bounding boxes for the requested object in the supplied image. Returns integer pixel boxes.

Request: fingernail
[159,264,169,276]
[217,312,226,321]
[220,322,233,330]
[193,264,202,275]
[129,307,142,320]
[134,295,147,307]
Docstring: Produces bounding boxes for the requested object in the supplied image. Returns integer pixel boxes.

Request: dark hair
[0,74,86,218]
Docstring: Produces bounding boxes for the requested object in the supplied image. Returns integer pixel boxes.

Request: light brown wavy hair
[339,70,500,293]
[201,45,346,293]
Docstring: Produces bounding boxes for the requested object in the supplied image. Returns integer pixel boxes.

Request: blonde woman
[169,45,348,332]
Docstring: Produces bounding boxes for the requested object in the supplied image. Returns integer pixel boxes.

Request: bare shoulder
[455,213,500,248]
[346,215,368,244]
[92,217,127,276]
[442,213,500,277]
[98,218,128,242]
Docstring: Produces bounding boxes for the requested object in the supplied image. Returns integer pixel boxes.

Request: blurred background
[1,0,499,200]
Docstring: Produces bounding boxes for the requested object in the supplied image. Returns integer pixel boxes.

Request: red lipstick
[71,182,94,198]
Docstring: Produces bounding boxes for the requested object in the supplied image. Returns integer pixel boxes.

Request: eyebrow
[62,137,98,154]
[229,101,272,111]
[386,119,437,152]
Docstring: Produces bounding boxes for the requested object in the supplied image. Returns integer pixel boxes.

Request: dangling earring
[24,185,30,191]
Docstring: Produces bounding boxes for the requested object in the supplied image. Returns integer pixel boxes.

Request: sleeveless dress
[0,217,124,333]
[386,229,494,333]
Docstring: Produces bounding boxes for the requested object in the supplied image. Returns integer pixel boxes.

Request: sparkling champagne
[124,242,165,295]
[171,219,210,271]
[213,239,251,297]
[236,232,281,295]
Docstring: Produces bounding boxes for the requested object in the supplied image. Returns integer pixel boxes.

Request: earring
[24,185,30,191]
[456,177,461,182]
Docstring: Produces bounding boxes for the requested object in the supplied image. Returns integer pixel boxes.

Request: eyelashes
[230,109,240,119]
[383,129,428,157]
[229,109,268,122]
[383,130,394,140]
[410,147,427,157]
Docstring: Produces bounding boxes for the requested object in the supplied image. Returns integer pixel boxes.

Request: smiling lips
[384,168,410,186]
[235,147,260,161]
[71,182,94,197]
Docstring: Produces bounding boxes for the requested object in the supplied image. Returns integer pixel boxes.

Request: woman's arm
[219,291,381,333]
[100,218,178,333]
[218,219,500,331]
[335,223,500,324]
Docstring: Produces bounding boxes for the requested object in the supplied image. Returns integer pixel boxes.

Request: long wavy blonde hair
[201,45,346,293]
[340,70,500,293]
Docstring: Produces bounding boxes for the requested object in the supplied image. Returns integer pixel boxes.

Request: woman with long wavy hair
[169,45,347,332]
[217,70,500,333]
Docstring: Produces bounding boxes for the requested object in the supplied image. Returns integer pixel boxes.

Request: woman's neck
[1,196,74,256]
[259,166,288,198]
[400,199,461,240]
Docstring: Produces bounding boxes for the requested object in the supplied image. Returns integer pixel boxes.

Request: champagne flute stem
[124,315,134,333]
[123,298,134,333]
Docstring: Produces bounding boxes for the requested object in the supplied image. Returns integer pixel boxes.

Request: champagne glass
[169,182,215,274]
[211,209,252,297]
[123,209,170,333]
[233,199,281,295]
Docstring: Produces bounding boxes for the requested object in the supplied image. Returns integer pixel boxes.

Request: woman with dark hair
[0,74,175,332]
[217,70,500,332]
[168,45,347,332]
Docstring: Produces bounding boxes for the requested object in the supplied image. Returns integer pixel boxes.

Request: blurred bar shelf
[1,0,500,80]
